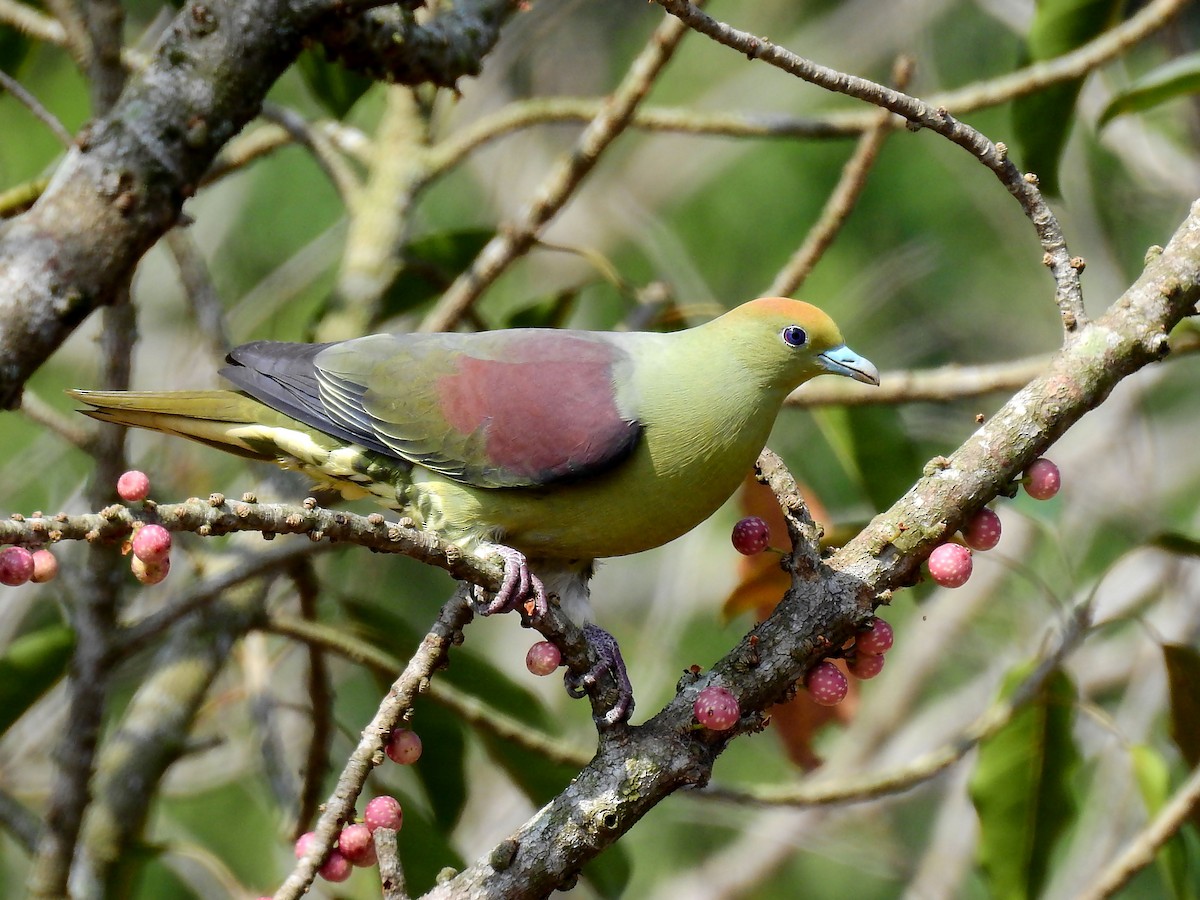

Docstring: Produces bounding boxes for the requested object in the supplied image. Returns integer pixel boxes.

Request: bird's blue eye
[781,325,808,347]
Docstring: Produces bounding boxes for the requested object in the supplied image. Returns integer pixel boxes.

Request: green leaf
[1163,643,1200,769]
[0,623,74,737]
[1130,745,1195,899]
[1012,0,1125,195]
[969,665,1080,900]
[408,699,469,831]
[0,24,31,75]
[1099,53,1200,128]
[295,49,374,120]
[502,290,579,329]
[812,406,919,511]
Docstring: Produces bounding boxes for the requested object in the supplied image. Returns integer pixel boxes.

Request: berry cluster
[802,616,897,707]
[925,457,1061,589]
[0,546,57,586]
[290,727,420,885]
[293,795,402,883]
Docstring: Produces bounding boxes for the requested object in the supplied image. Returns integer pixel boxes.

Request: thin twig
[18,389,94,450]
[41,0,91,68]
[0,69,73,146]
[419,7,695,332]
[164,229,232,361]
[291,558,333,838]
[768,57,913,297]
[259,103,363,206]
[653,0,1087,336]
[431,0,1185,169]
[267,613,593,768]
[82,0,125,113]
[0,786,41,852]
[374,827,408,899]
[273,586,475,900]
[1077,761,1200,899]
[118,540,327,654]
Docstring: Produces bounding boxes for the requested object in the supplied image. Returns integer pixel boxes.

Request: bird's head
[713,297,879,391]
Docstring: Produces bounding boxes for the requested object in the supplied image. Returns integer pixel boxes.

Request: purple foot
[565,623,635,725]
[479,545,548,618]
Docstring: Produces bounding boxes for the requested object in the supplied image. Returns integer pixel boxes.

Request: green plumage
[72,299,876,562]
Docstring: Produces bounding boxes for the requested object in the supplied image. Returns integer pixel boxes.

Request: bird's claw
[478,545,548,618]
[565,623,635,725]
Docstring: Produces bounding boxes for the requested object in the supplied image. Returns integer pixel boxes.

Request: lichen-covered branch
[314,0,517,89]
[0,0,515,409]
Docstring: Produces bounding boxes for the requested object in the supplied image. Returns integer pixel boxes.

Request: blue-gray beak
[817,344,880,385]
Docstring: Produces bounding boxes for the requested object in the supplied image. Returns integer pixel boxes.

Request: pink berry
[338,823,377,867]
[131,555,171,585]
[30,549,58,583]
[294,831,318,859]
[849,652,886,680]
[131,524,171,563]
[385,728,423,765]
[928,543,972,588]
[731,516,770,555]
[0,547,34,586]
[855,618,894,656]
[318,850,352,882]
[963,507,1002,551]
[693,685,740,731]
[364,796,403,833]
[1024,458,1061,500]
[804,660,848,706]
[525,641,562,676]
[117,470,151,502]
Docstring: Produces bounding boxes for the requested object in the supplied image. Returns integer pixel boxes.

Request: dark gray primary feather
[221,341,395,457]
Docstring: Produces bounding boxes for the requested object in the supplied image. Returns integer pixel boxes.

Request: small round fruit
[855,618,894,656]
[318,850,352,883]
[963,507,1001,551]
[731,516,771,555]
[338,823,377,867]
[525,641,562,676]
[364,796,403,833]
[1024,458,1061,500]
[804,661,848,706]
[928,543,972,588]
[0,547,35,586]
[116,470,151,502]
[131,555,170,585]
[131,524,171,563]
[30,549,58,583]
[294,831,318,859]
[849,652,886,680]
[385,728,423,765]
[693,686,740,731]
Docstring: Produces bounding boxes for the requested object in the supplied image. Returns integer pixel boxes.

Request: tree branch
[420,201,1200,898]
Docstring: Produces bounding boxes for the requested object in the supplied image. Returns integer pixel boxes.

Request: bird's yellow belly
[413,441,758,560]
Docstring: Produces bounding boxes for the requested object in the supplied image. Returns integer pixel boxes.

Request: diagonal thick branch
[420,202,1200,898]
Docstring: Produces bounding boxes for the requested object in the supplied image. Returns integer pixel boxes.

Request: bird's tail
[68,389,341,462]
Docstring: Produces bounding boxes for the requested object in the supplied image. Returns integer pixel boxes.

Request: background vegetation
[1,0,1199,897]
